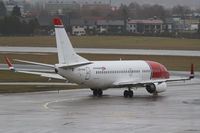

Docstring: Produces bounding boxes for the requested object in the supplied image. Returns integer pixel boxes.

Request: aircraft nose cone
[146,61,169,79]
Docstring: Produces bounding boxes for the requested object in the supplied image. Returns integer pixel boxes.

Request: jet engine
[146,82,167,94]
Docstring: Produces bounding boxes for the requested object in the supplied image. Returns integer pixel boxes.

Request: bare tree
[0,0,6,16]
[172,5,191,19]
[119,4,129,32]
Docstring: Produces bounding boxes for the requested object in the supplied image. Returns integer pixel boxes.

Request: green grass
[0,70,64,82]
[0,53,58,64]
[0,36,200,50]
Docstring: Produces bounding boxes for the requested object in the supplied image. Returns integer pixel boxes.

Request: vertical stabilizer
[54,18,89,65]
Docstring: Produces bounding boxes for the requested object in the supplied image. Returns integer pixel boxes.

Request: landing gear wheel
[92,89,103,97]
[129,90,133,98]
[93,89,98,96]
[97,89,103,96]
[124,90,134,98]
[124,90,129,98]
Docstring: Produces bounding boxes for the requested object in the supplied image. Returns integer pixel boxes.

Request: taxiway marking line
[43,98,77,111]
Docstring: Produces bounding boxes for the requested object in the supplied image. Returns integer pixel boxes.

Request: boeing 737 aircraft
[5,18,194,97]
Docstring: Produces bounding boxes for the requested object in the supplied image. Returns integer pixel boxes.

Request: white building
[127,19,164,33]
[72,26,86,36]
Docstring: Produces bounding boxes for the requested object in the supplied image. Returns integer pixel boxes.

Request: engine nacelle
[146,82,167,94]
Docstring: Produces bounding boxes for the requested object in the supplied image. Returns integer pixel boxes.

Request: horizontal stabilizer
[5,57,65,80]
[18,70,66,80]
[14,59,54,68]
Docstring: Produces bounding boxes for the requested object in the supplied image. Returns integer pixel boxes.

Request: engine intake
[146,82,167,94]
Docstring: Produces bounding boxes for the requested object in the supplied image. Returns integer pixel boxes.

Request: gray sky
[79,0,200,9]
[25,0,200,9]
[85,0,200,9]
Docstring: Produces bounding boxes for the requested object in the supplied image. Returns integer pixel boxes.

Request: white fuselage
[57,60,152,89]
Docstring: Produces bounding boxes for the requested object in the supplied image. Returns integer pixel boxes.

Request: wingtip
[4,56,15,71]
[5,56,12,67]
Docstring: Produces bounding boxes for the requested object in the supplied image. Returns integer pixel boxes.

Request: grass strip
[0,36,200,50]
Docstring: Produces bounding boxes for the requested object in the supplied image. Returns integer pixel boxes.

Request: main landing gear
[123,88,133,98]
[91,89,103,97]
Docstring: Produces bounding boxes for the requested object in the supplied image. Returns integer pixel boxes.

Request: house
[69,19,96,36]
[188,19,199,31]
[172,13,200,31]
[127,19,164,33]
[163,19,174,33]
[84,19,96,35]
[96,20,124,34]
[70,19,86,36]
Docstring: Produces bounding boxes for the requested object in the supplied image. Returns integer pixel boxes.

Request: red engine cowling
[146,82,167,94]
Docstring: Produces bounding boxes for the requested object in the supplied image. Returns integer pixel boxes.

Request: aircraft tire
[124,90,133,98]
[93,89,98,96]
[124,90,129,98]
[97,89,103,96]
[92,89,103,96]
[129,90,133,98]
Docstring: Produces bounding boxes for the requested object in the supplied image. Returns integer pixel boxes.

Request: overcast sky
[26,0,200,9]
[84,0,200,9]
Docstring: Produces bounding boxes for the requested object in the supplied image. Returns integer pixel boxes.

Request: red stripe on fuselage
[146,61,169,79]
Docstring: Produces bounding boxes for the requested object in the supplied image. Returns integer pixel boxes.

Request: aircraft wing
[113,64,194,88]
[5,56,66,80]
[113,77,193,88]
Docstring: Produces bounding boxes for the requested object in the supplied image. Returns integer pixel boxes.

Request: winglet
[4,56,15,72]
[189,64,194,79]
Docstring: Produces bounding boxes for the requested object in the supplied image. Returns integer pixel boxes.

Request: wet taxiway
[0,79,200,133]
